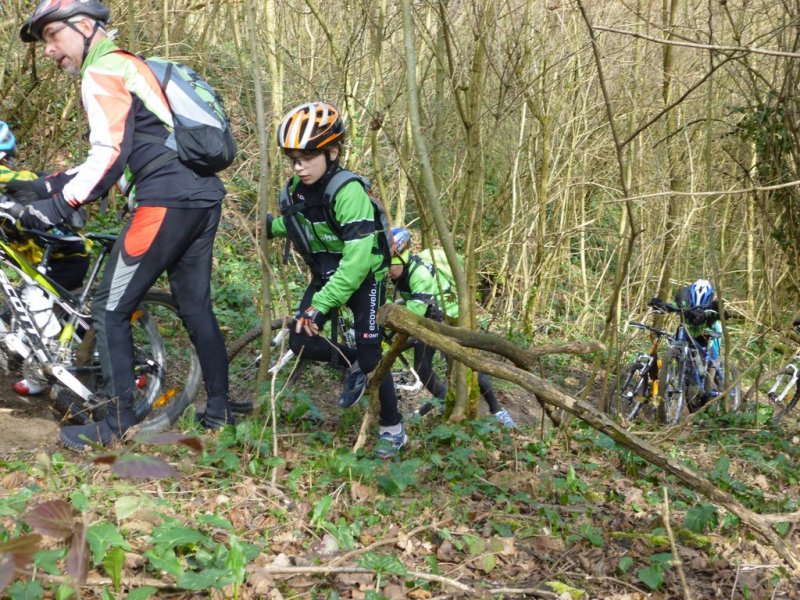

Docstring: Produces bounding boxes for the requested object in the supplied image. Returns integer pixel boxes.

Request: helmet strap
[64,19,102,64]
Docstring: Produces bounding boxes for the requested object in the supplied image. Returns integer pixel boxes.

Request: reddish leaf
[0,534,42,569]
[66,522,89,586]
[134,432,203,452]
[93,454,118,465]
[0,553,17,592]
[111,453,181,480]
[24,500,75,540]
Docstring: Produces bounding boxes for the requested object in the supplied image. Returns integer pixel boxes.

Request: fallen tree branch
[378,303,800,572]
[252,565,474,593]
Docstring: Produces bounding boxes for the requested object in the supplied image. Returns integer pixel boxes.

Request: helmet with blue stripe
[689,279,714,308]
[391,226,411,265]
[0,122,16,161]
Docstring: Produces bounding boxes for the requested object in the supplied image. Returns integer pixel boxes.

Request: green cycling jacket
[269,172,387,314]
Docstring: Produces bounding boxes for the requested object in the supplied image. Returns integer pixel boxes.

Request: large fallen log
[369,303,800,572]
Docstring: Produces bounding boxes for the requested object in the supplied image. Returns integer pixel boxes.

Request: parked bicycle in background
[648,279,741,424]
[765,319,800,423]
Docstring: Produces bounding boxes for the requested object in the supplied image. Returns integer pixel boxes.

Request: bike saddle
[25,227,84,250]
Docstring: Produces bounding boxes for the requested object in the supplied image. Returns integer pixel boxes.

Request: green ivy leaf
[637,565,663,590]
[125,587,158,600]
[482,553,497,573]
[357,552,408,576]
[115,496,155,521]
[88,522,132,566]
[149,526,210,549]
[176,568,234,590]
[618,556,633,573]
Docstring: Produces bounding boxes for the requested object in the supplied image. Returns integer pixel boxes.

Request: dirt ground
[0,371,61,457]
[0,358,552,458]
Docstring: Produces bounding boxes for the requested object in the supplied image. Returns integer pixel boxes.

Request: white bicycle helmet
[689,279,714,307]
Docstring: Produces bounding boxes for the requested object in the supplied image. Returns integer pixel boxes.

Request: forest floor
[1,357,799,599]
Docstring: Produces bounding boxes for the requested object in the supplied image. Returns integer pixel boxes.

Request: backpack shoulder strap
[323,169,365,202]
[278,178,314,265]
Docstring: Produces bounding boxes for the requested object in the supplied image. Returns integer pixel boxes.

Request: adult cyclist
[18,0,231,449]
[388,227,515,427]
[264,101,404,457]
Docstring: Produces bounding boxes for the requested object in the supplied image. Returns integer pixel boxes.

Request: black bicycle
[606,321,674,424]
[657,318,741,425]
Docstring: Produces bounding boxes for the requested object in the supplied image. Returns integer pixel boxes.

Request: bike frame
[0,221,115,403]
[767,353,799,403]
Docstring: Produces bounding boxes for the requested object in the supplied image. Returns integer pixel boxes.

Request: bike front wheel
[658,348,686,425]
[767,365,800,422]
[714,363,742,414]
[227,319,308,411]
[51,290,202,433]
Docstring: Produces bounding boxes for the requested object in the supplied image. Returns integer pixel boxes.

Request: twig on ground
[663,487,693,600]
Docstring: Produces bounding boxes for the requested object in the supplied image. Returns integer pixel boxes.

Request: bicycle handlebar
[629,321,672,339]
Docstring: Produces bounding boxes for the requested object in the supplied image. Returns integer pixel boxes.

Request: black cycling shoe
[60,420,120,451]
[338,365,367,409]
[195,410,236,430]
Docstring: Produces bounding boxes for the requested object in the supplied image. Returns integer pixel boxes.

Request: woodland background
[2,0,800,597]
[2,0,798,348]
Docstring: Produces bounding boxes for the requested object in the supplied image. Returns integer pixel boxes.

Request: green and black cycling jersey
[267,165,388,315]
[394,254,459,321]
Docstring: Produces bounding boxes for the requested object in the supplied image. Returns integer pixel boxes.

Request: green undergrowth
[1,402,799,598]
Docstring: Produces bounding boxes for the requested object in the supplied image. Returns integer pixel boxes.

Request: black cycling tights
[289,274,401,426]
[414,340,501,414]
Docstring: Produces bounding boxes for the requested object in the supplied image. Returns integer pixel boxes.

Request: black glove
[265,213,274,239]
[4,177,51,198]
[20,194,76,230]
[295,305,325,336]
[0,194,24,218]
[685,307,707,327]
[648,297,666,310]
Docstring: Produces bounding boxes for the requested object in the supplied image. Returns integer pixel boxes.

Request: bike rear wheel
[658,348,686,425]
[52,290,202,433]
[227,320,310,411]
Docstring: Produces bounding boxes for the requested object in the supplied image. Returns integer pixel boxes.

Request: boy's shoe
[60,421,120,451]
[375,424,407,459]
[494,409,516,428]
[338,365,367,409]
[195,411,236,430]
[14,378,47,395]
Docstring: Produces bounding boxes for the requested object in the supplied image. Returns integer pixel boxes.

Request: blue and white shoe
[375,424,407,458]
[494,409,516,428]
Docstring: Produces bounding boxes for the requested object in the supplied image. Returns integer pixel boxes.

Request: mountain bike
[765,323,800,423]
[657,319,741,425]
[0,206,202,433]
[606,321,674,424]
[227,309,435,416]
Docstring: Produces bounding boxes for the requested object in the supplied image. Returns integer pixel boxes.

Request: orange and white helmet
[277,102,344,151]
